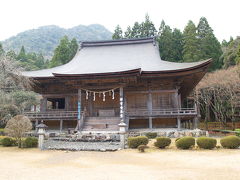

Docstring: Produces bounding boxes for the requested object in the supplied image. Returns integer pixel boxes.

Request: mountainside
[1,24,112,56]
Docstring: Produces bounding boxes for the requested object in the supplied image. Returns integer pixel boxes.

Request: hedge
[176,136,195,149]
[128,136,149,148]
[196,137,217,149]
[154,137,171,149]
[23,137,38,148]
[145,132,157,139]
[220,136,240,149]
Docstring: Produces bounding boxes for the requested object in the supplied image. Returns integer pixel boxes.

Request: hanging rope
[81,87,120,101]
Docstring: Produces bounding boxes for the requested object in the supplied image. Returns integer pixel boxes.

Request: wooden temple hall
[23,37,211,132]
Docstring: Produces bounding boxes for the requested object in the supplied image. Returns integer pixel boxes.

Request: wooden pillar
[40,98,47,112]
[77,89,82,130]
[35,120,39,131]
[193,117,198,129]
[60,120,63,132]
[119,87,124,123]
[148,90,153,129]
[177,117,181,130]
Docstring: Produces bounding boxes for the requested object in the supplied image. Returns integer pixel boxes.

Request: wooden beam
[77,89,82,130]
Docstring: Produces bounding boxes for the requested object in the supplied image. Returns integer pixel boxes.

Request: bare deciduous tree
[5,115,32,148]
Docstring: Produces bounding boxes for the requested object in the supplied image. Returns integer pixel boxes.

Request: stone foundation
[128,128,208,138]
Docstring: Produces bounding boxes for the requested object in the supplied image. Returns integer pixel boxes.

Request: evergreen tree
[131,22,142,38]
[158,24,174,61]
[50,36,71,67]
[17,46,27,62]
[34,53,45,69]
[197,17,222,70]
[50,36,78,67]
[112,25,123,39]
[0,43,5,56]
[140,14,157,37]
[182,21,200,62]
[172,28,184,62]
[69,38,79,59]
[158,20,166,36]
[158,22,183,62]
[124,26,132,39]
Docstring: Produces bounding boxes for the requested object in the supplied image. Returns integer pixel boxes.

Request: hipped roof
[22,37,211,78]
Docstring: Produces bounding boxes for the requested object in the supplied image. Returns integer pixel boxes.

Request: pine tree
[69,38,79,59]
[172,28,184,62]
[124,26,132,39]
[158,24,174,61]
[131,22,142,38]
[50,36,71,67]
[112,25,123,39]
[182,21,200,62]
[17,46,27,62]
[158,21,183,62]
[197,17,222,70]
[141,14,157,37]
[50,36,79,67]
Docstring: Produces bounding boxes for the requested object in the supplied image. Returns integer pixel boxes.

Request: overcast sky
[1,0,239,41]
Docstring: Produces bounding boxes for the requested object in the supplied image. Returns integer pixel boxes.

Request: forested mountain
[1,24,112,57]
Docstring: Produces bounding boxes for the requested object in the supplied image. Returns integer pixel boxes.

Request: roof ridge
[80,36,156,47]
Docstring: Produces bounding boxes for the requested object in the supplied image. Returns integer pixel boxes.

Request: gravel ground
[0,145,240,180]
[43,140,121,151]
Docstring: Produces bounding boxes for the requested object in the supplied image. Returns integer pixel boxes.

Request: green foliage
[157,20,183,62]
[137,145,149,152]
[182,21,201,62]
[0,104,20,125]
[122,14,156,39]
[196,137,217,149]
[176,136,195,149]
[145,132,157,139]
[2,24,112,57]
[23,137,38,148]
[197,17,222,71]
[0,129,5,136]
[140,14,157,37]
[220,136,240,149]
[50,36,79,67]
[1,137,16,147]
[221,37,240,68]
[10,91,39,111]
[112,25,123,40]
[128,136,149,148]
[154,137,171,149]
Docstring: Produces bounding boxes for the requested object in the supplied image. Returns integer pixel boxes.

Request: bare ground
[0,140,240,180]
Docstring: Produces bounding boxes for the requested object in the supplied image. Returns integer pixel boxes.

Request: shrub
[176,136,195,149]
[1,137,16,147]
[137,145,149,152]
[220,136,240,149]
[145,132,157,139]
[128,136,149,148]
[154,137,171,149]
[175,137,181,142]
[196,137,217,149]
[0,128,5,136]
[23,137,38,148]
